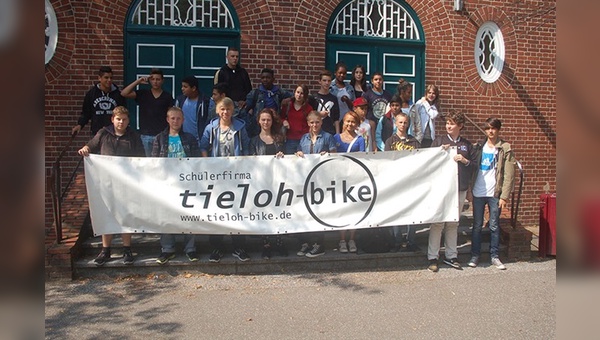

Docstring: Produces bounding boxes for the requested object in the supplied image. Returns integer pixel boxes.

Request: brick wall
[45,0,556,233]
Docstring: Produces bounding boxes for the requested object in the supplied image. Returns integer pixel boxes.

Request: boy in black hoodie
[72,66,126,136]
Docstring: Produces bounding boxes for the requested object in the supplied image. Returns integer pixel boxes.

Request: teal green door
[124,0,241,129]
[125,35,237,129]
[326,0,425,101]
[327,40,424,102]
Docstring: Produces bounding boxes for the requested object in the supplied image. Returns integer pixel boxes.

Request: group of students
[74,53,515,271]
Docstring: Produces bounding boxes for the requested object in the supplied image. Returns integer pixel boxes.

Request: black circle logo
[303,155,377,228]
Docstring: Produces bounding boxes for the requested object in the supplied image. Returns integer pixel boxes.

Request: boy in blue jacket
[200,97,251,262]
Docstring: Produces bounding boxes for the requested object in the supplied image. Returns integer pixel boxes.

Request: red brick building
[45,0,556,235]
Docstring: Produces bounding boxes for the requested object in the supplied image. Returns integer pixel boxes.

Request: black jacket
[431,134,474,192]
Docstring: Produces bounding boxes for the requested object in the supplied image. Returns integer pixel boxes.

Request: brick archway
[45,0,75,83]
[461,6,518,96]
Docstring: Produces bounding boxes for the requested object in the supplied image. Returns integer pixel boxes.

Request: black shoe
[305,243,325,258]
[297,243,310,256]
[262,245,271,260]
[123,249,134,265]
[156,252,176,264]
[209,249,223,263]
[278,247,288,257]
[186,251,199,262]
[233,248,250,262]
[443,258,463,270]
[427,259,439,272]
[94,249,111,267]
[403,244,421,252]
[276,238,288,257]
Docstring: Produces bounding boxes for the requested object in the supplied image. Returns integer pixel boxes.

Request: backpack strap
[346,136,359,153]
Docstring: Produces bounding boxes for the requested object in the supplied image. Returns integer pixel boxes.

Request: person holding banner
[249,108,287,259]
[200,97,251,262]
[295,111,337,258]
[153,107,201,264]
[77,106,145,266]
[334,111,365,253]
[384,112,421,253]
[426,111,474,272]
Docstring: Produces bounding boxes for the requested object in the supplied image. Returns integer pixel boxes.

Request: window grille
[45,0,58,64]
[131,0,235,28]
[330,0,420,40]
[474,21,505,83]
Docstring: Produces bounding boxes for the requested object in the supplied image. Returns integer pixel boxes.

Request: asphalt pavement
[45,258,555,339]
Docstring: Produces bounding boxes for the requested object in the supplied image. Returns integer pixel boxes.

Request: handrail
[463,112,525,229]
[463,113,487,136]
[510,160,524,229]
[48,131,82,244]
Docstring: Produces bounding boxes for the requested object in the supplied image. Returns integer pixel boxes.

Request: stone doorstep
[71,225,515,279]
[73,244,501,278]
[49,206,538,279]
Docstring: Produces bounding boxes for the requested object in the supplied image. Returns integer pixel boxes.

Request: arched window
[130,0,236,28]
[474,21,505,83]
[330,0,420,40]
[45,0,58,65]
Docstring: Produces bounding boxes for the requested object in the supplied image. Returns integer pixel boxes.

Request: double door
[327,39,424,102]
[125,34,237,128]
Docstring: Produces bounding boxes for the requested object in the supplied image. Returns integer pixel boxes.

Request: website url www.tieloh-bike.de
[180,211,292,222]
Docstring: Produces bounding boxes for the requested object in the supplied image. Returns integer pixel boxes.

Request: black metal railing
[47,132,83,244]
[464,113,525,229]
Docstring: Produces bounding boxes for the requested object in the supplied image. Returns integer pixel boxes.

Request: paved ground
[45,258,555,339]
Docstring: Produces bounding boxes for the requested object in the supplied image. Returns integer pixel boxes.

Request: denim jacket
[298,131,337,154]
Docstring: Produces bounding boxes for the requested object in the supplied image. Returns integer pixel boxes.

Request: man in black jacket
[214,47,252,115]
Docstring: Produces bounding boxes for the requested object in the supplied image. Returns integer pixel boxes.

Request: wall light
[454,0,463,11]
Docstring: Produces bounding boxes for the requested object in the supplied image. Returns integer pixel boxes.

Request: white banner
[84,147,459,235]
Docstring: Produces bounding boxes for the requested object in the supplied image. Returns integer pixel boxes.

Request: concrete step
[73,224,502,278]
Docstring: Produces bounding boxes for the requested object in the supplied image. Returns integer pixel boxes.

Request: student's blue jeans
[140,134,156,157]
[391,225,418,246]
[160,234,196,254]
[285,139,300,155]
[471,196,501,259]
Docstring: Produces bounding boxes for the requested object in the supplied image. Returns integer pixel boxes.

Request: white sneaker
[339,240,348,253]
[348,240,357,253]
[491,257,506,270]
